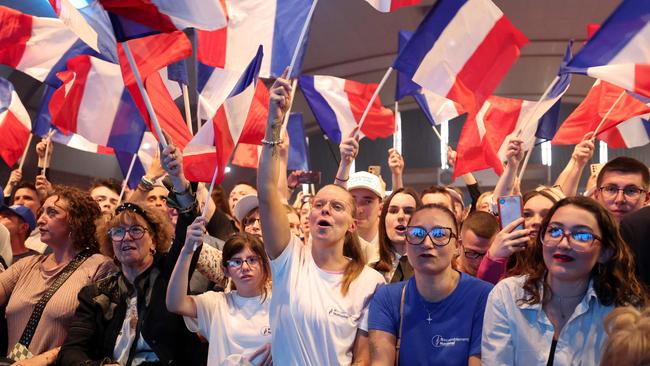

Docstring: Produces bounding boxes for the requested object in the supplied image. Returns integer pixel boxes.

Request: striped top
[0,253,115,355]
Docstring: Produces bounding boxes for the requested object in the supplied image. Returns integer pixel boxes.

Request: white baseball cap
[347,171,385,199]
[233,194,259,223]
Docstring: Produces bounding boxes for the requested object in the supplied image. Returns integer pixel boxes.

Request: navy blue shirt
[368,272,493,366]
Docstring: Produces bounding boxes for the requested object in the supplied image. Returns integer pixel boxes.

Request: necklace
[416,271,460,325]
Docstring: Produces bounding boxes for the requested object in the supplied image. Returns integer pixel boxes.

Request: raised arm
[387,148,404,191]
[277,131,291,204]
[3,169,22,200]
[166,216,206,318]
[554,132,594,197]
[334,128,359,188]
[492,136,523,204]
[258,71,292,259]
[128,149,166,203]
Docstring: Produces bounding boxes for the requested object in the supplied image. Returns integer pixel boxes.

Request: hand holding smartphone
[497,195,524,231]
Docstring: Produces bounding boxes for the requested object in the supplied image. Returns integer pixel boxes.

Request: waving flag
[393,0,528,114]
[287,113,310,171]
[0,6,104,86]
[364,0,422,12]
[561,0,650,98]
[115,131,159,188]
[0,78,31,167]
[183,46,264,183]
[395,30,421,101]
[599,114,650,148]
[49,55,146,154]
[196,0,315,78]
[552,80,650,145]
[299,75,394,144]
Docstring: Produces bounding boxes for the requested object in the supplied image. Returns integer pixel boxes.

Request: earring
[150,247,156,255]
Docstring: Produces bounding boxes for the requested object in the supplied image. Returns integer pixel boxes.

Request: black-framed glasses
[463,249,486,259]
[405,226,456,247]
[109,225,149,242]
[598,185,646,200]
[226,255,261,269]
[542,225,601,252]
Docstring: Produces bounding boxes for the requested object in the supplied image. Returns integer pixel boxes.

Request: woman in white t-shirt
[166,217,272,366]
[257,70,385,365]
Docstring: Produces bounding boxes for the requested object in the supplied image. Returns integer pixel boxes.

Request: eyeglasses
[109,225,148,241]
[225,255,261,269]
[405,226,456,247]
[463,249,486,259]
[598,185,646,200]
[242,217,260,227]
[542,225,601,252]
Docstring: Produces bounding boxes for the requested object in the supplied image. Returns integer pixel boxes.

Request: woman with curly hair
[482,196,648,365]
[57,144,207,366]
[0,186,115,364]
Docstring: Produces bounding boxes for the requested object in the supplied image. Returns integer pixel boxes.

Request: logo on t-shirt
[260,326,272,336]
[328,307,351,320]
[431,335,470,348]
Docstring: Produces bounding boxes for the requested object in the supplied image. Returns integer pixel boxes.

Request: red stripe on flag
[634,64,650,99]
[231,143,259,169]
[343,80,394,139]
[0,6,33,68]
[449,16,528,114]
[98,0,177,33]
[142,73,192,148]
[0,110,31,167]
[183,150,218,182]
[51,55,93,135]
[454,111,490,179]
[213,107,236,184]
[238,82,269,145]
[598,126,627,148]
[196,28,227,68]
[389,0,422,11]
[481,96,524,176]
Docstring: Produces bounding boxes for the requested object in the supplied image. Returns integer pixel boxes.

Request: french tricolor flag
[0,78,31,167]
[299,75,394,144]
[183,46,264,183]
[393,0,528,113]
[0,5,105,86]
[599,113,650,149]
[49,55,146,154]
[364,0,422,12]
[196,0,314,78]
[562,0,650,98]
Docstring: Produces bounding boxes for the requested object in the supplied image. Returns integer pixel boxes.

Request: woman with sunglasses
[368,204,493,366]
[482,196,647,365]
[57,144,207,366]
[167,223,272,365]
[373,188,422,282]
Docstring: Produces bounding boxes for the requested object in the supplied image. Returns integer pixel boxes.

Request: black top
[620,206,650,288]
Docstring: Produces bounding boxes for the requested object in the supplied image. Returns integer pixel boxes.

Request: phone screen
[497,195,524,230]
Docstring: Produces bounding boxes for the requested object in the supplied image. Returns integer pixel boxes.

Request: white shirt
[482,275,613,365]
[270,235,385,366]
[113,296,159,366]
[25,229,48,254]
[359,234,380,265]
[0,223,12,267]
[184,291,271,366]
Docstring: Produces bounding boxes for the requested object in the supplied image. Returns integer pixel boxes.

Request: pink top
[476,252,508,285]
[0,253,115,355]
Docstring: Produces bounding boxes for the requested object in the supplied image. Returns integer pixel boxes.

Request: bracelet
[335,176,349,182]
[261,138,283,146]
[139,176,154,191]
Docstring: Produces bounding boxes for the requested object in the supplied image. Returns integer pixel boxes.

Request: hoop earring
[150,247,156,256]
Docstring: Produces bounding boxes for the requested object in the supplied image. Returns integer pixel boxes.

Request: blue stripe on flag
[412,92,436,126]
[196,62,214,93]
[548,41,573,99]
[535,99,562,140]
[33,86,57,137]
[43,39,104,88]
[395,30,421,101]
[393,0,467,78]
[115,150,146,189]
[298,75,343,144]
[271,0,315,78]
[105,89,147,154]
[229,46,264,97]
[565,0,650,72]
[643,117,650,138]
[287,112,309,171]
[0,78,13,113]
[167,60,189,85]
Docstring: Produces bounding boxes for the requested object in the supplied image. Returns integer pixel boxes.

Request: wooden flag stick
[593,90,626,137]
[355,67,393,136]
[393,101,402,154]
[182,84,193,135]
[122,41,168,148]
[18,134,33,171]
[117,153,137,205]
[287,0,319,78]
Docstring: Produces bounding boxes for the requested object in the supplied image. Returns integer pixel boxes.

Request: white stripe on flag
[197,67,241,122]
[313,76,359,139]
[8,90,31,130]
[610,22,650,64]
[587,64,636,92]
[224,82,257,142]
[152,0,227,30]
[422,89,461,124]
[617,114,650,148]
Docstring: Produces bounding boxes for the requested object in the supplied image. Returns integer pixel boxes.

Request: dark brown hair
[408,203,459,234]
[420,185,454,207]
[211,184,231,216]
[48,186,102,253]
[597,156,649,189]
[89,178,121,196]
[520,196,647,307]
[221,232,272,301]
[461,211,499,240]
[96,204,173,260]
[375,188,422,273]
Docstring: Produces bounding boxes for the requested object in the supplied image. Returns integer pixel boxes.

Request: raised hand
[269,68,292,124]
[572,132,595,166]
[447,146,457,168]
[488,218,531,259]
[183,216,206,254]
[505,136,524,166]
[339,127,360,165]
[387,148,404,176]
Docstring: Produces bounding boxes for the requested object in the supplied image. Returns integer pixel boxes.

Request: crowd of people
[0,73,647,366]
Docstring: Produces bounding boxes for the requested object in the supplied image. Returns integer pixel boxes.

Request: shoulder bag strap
[395,283,407,366]
[17,250,92,347]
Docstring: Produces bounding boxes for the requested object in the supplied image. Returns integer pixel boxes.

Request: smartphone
[368,165,381,177]
[497,195,524,230]
[296,171,321,184]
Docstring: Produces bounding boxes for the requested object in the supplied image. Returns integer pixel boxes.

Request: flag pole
[592,90,626,137]
[431,124,443,141]
[355,67,393,137]
[117,153,137,205]
[122,41,168,148]
[393,101,402,154]
[516,146,533,182]
[42,129,54,176]
[182,84,193,135]
[280,79,298,136]
[17,134,33,171]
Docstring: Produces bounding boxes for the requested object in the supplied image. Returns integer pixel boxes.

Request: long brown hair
[375,188,422,273]
[520,196,647,307]
[322,185,365,296]
[222,232,271,302]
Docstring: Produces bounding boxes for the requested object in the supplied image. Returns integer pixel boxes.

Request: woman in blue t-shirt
[368,203,494,366]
